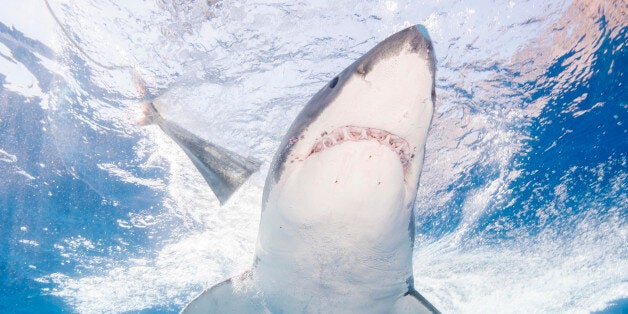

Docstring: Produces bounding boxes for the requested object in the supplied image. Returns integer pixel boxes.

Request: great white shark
[183,25,439,313]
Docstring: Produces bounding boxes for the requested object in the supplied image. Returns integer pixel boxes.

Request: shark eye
[329,76,339,89]
[356,63,368,75]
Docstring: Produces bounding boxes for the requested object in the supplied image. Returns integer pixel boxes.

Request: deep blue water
[0,23,173,312]
[480,17,627,237]
[418,16,627,239]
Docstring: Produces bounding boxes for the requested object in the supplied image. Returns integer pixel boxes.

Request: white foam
[0,149,17,163]
[97,163,165,189]
[0,43,44,98]
[0,1,58,48]
[414,211,627,312]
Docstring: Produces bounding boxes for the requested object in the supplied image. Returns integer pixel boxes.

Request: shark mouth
[305,125,414,169]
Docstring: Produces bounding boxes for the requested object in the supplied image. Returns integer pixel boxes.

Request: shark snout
[407,25,433,53]
[356,24,435,77]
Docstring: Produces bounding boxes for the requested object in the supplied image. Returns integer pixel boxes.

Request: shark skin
[183,24,438,314]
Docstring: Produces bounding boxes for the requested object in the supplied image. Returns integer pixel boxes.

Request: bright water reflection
[0,0,625,312]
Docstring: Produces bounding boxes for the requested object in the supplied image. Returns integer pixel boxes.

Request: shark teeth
[308,125,413,168]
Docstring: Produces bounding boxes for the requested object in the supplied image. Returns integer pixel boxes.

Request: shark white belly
[183,25,438,313]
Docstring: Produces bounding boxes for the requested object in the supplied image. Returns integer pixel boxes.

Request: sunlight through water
[0,0,625,313]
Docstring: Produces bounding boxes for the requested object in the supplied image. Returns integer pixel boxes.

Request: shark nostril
[329,76,339,89]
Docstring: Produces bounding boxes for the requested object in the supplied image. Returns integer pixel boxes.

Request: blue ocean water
[418,13,627,240]
[0,1,626,313]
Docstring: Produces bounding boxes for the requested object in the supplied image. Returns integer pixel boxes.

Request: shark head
[251,25,436,311]
[263,25,435,210]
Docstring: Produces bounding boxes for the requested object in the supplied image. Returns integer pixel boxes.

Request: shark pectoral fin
[181,273,266,314]
[185,142,261,205]
[159,119,261,205]
[392,290,441,314]
[131,72,260,204]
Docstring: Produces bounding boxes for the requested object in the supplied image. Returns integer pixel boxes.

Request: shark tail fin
[181,272,265,313]
[392,289,440,314]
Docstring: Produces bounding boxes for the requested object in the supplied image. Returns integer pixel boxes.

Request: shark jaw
[287,125,415,181]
